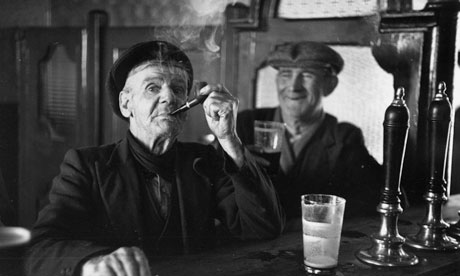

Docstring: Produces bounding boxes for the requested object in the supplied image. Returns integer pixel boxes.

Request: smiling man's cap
[267,41,344,75]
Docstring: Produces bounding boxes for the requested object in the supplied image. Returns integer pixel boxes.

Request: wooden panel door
[16,27,92,227]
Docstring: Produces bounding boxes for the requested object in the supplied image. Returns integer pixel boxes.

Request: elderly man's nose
[292,73,304,91]
[159,85,175,102]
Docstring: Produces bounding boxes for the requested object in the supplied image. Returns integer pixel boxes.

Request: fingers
[82,255,116,276]
[201,83,238,121]
[106,254,126,276]
[115,247,151,276]
[133,247,152,276]
[117,247,137,276]
[191,80,208,97]
[198,83,226,96]
[204,95,234,121]
[81,247,151,276]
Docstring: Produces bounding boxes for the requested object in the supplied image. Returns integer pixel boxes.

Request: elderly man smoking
[26,40,284,276]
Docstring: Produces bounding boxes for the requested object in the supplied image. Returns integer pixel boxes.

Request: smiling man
[26,40,284,276]
[237,41,383,224]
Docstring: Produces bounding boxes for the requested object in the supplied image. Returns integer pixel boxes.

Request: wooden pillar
[85,10,108,146]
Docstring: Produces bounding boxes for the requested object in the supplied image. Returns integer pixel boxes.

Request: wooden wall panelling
[16,27,83,227]
[85,10,109,146]
[0,29,20,225]
[223,0,270,110]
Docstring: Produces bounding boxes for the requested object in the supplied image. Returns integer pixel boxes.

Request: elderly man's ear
[119,91,132,119]
[322,75,338,97]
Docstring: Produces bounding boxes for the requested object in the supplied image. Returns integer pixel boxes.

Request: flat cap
[267,41,344,75]
[106,40,194,119]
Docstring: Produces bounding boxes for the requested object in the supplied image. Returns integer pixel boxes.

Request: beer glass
[301,194,346,275]
[252,120,285,175]
[0,227,31,276]
[254,120,285,153]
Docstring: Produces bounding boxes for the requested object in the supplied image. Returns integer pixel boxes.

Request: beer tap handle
[382,87,409,206]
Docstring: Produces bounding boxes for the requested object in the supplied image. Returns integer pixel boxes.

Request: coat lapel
[293,116,340,191]
[97,139,143,243]
[173,144,190,253]
[173,143,215,253]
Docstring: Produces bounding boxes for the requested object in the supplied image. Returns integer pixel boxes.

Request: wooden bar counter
[149,195,460,276]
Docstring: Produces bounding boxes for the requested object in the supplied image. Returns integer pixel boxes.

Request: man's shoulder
[323,114,364,141]
[77,141,119,154]
[65,141,122,164]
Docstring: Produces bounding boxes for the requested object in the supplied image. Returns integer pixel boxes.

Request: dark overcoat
[26,138,284,276]
[237,107,383,219]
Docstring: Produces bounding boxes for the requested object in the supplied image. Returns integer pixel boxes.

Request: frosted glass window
[277,0,379,19]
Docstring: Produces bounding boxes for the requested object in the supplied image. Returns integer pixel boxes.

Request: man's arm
[25,149,150,276]
[211,146,285,240]
[201,84,244,168]
[336,126,383,218]
[199,83,284,239]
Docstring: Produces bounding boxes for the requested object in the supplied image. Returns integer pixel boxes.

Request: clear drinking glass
[301,194,346,275]
[0,227,31,276]
[253,120,285,153]
[252,120,285,175]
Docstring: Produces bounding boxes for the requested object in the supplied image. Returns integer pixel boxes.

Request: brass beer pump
[356,87,418,266]
[406,82,460,250]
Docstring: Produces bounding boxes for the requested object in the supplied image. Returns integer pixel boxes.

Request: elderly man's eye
[278,75,292,84]
[279,71,292,78]
[146,84,161,93]
[302,72,315,79]
[171,85,186,95]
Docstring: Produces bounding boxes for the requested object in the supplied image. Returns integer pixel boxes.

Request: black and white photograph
[0,0,460,275]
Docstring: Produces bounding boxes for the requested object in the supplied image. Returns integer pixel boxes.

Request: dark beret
[267,41,344,75]
[106,40,194,119]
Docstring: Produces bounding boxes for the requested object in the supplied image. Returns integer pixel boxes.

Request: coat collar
[99,138,209,251]
[274,107,337,151]
[98,138,143,242]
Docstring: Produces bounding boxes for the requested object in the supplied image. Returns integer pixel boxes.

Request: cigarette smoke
[154,0,241,58]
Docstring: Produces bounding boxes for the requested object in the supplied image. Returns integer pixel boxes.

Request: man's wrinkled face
[276,67,326,119]
[122,63,189,140]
